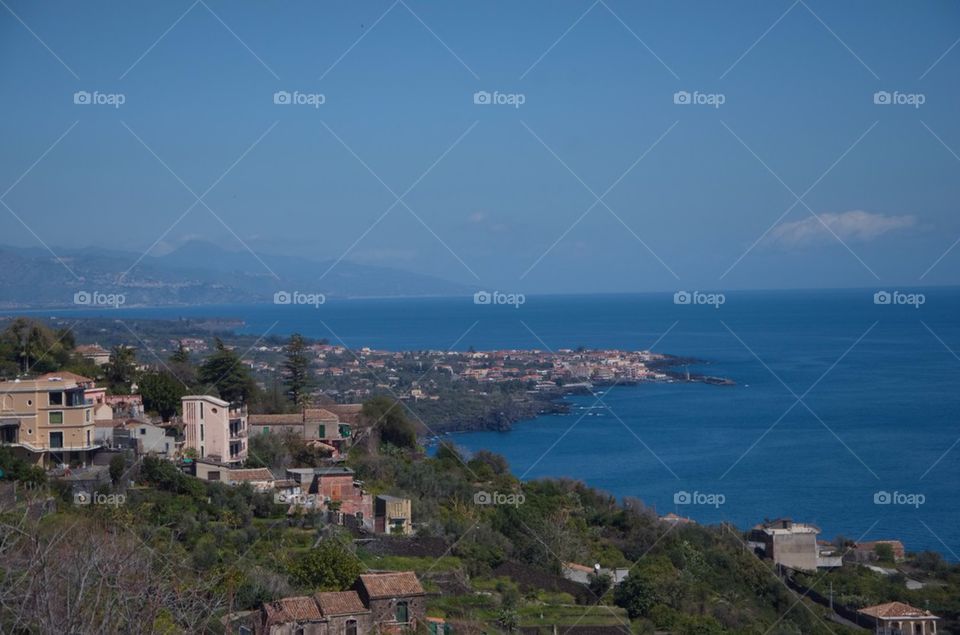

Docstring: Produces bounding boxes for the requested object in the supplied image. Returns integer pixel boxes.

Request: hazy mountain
[0,242,472,308]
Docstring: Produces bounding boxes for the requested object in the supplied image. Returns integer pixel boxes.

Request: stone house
[353,572,426,633]
[249,572,422,634]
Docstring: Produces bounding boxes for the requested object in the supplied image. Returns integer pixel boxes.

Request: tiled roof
[315,591,368,616]
[322,403,363,422]
[229,468,274,482]
[262,596,322,625]
[358,572,425,599]
[859,601,938,619]
[304,408,339,422]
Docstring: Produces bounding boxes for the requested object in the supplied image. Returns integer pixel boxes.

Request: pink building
[181,395,247,464]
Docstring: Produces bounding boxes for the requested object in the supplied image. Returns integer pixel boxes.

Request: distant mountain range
[0,242,473,308]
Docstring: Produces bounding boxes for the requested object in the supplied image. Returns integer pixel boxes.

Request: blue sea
[24,288,960,558]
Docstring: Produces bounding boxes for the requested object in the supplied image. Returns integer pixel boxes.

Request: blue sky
[1,0,959,294]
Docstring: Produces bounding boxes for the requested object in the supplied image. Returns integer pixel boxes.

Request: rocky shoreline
[419,354,734,435]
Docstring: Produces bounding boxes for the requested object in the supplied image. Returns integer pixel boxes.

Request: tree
[104,346,137,393]
[197,339,255,404]
[287,539,362,591]
[588,571,613,599]
[873,543,895,562]
[139,371,186,421]
[170,341,190,364]
[613,571,659,619]
[362,396,417,449]
[246,431,294,469]
[282,333,313,407]
[109,454,126,485]
[0,318,71,375]
[167,341,196,387]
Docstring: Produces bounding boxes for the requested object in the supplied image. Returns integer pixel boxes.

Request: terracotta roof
[357,572,425,599]
[305,440,337,453]
[229,468,274,482]
[304,408,339,422]
[563,562,595,573]
[859,602,939,620]
[262,596,322,625]
[323,403,363,422]
[315,591,368,616]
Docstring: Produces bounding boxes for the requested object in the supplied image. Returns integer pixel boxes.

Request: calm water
[23,288,960,557]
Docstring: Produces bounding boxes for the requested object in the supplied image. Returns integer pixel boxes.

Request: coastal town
[0,316,955,634]
[34,316,731,433]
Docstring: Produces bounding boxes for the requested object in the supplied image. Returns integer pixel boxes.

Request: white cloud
[765,210,916,247]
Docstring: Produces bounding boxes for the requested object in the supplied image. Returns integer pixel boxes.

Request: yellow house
[0,375,98,466]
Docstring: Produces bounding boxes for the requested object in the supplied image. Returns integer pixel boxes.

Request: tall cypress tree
[282,333,313,407]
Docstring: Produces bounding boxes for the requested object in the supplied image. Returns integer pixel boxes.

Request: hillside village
[0,317,957,634]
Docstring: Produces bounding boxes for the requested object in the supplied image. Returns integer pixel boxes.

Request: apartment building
[181,395,248,464]
[0,374,98,466]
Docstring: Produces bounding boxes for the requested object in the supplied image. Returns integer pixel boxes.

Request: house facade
[182,395,248,464]
[248,407,353,457]
[858,601,939,635]
[749,519,842,571]
[0,375,99,466]
[374,495,413,535]
[285,466,373,526]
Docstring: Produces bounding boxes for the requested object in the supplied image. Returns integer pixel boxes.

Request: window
[49,392,63,406]
[86,430,91,445]
[200,424,204,442]
[395,601,409,623]
[140,428,147,435]
[85,409,90,422]
[49,411,63,424]
[200,402,204,419]
[318,424,326,438]
[345,619,357,635]
[49,431,63,448]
